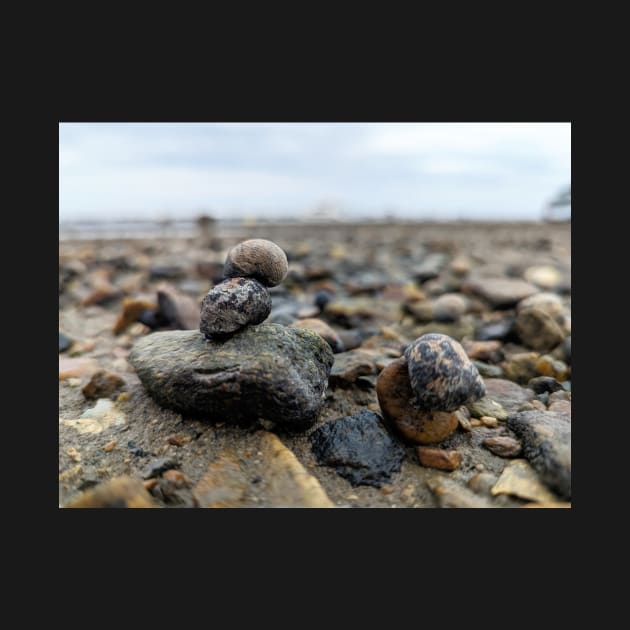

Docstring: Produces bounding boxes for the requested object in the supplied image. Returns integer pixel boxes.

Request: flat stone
[491,459,559,503]
[483,378,534,412]
[259,432,334,507]
[466,395,508,420]
[464,278,539,308]
[507,410,571,499]
[310,410,405,488]
[129,325,333,431]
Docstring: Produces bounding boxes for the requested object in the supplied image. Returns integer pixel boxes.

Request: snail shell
[224,239,288,287]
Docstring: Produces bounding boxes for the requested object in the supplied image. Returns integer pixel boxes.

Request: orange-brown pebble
[416,447,462,471]
[162,469,191,487]
[66,476,156,508]
[167,434,192,447]
[376,357,460,444]
[113,298,158,334]
[103,440,117,453]
[481,416,499,428]
[470,419,482,427]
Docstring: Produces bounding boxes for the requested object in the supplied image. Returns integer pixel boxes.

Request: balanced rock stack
[130,239,334,431]
[376,333,486,443]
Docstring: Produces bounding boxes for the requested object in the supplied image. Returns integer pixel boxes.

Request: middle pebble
[200,277,271,339]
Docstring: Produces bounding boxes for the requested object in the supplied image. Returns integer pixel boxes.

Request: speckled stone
[404,333,485,411]
[200,277,271,339]
[129,325,334,431]
[376,357,461,444]
[224,239,288,287]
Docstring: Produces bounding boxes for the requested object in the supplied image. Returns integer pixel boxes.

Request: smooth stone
[515,307,565,352]
[473,361,504,378]
[484,378,534,412]
[432,293,468,322]
[463,340,504,363]
[506,410,571,499]
[81,370,126,400]
[290,318,344,353]
[200,277,271,338]
[329,350,376,386]
[310,410,405,488]
[528,376,563,395]
[376,357,461,444]
[466,395,508,420]
[482,436,522,458]
[59,332,73,353]
[502,352,540,384]
[412,253,449,282]
[476,318,515,341]
[405,334,485,411]
[129,325,334,431]
[464,278,539,308]
[416,447,461,471]
[523,265,564,290]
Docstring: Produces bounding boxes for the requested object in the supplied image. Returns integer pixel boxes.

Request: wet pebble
[405,334,485,411]
[528,376,563,395]
[199,277,271,339]
[310,410,405,488]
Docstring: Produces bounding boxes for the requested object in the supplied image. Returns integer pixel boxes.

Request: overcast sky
[59,123,570,221]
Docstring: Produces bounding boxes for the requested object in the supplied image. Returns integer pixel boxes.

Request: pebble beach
[59,220,571,508]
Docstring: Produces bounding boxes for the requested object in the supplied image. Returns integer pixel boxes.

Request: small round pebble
[404,333,486,411]
[224,239,289,287]
[432,294,468,323]
[200,277,271,339]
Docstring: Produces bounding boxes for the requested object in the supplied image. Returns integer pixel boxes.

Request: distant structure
[543,186,571,222]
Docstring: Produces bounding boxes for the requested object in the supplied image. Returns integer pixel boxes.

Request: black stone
[528,376,563,395]
[314,290,333,310]
[506,410,571,499]
[310,410,405,488]
[476,318,517,342]
[59,332,73,353]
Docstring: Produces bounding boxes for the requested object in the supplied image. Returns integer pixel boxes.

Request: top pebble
[224,239,289,287]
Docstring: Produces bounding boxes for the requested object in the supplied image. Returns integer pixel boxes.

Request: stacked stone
[377,333,486,444]
[200,239,288,339]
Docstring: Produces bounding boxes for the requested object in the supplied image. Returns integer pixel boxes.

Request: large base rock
[129,325,334,431]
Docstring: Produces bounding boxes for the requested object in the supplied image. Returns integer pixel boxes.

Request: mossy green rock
[129,324,334,431]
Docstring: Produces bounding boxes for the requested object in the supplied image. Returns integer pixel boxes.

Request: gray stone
[129,325,334,431]
[464,278,538,308]
[483,378,534,412]
[506,410,571,499]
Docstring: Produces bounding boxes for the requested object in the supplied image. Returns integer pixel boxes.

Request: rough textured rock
[405,333,485,411]
[377,358,461,444]
[200,277,271,339]
[224,239,289,287]
[129,325,334,431]
[310,410,405,488]
[506,410,571,499]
